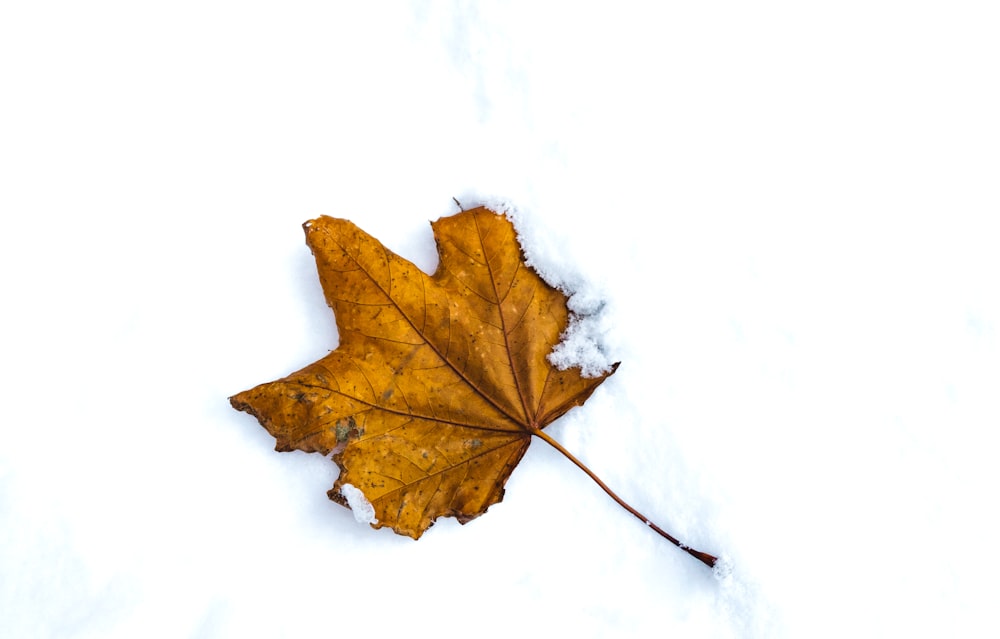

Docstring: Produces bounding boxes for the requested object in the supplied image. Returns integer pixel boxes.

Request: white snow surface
[3,2,999,638]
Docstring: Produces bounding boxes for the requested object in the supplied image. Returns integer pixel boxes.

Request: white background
[2,2,998,637]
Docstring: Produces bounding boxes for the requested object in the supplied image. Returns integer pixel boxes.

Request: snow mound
[340,484,378,525]
[493,199,615,378]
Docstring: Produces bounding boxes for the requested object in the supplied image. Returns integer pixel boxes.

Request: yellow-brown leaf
[230,206,615,538]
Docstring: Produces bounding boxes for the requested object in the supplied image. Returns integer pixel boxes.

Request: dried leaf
[231,207,614,538]
[231,205,717,568]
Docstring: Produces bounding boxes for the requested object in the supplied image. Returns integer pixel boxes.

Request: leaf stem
[531,428,718,569]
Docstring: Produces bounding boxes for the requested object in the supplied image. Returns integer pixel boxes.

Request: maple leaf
[230,205,717,567]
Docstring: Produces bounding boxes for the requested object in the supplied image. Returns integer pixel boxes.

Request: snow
[502,201,617,378]
[2,2,999,638]
[340,484,378,525]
